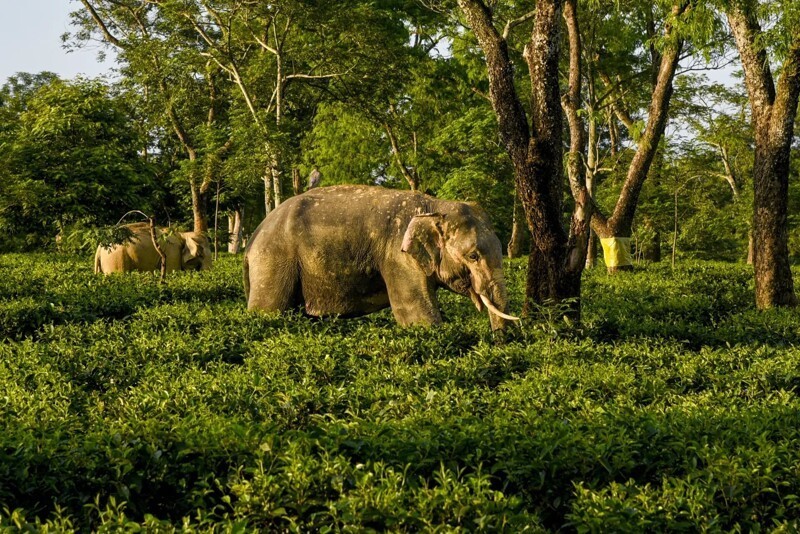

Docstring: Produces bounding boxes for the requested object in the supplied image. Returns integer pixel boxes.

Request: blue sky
[1,0,116,83]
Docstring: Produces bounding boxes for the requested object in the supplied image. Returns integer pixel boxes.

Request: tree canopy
[0,0,798,308]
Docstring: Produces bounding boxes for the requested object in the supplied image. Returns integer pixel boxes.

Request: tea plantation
[2,253,800,531]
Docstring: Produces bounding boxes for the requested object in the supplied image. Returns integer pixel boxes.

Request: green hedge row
[1,253,799,531]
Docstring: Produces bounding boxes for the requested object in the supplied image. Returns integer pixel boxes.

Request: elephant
[244,185,519,330]
[94,222,212,274]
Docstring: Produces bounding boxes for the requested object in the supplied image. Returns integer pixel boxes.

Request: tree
[456,0,593,315]
[300,31,519,241]
[71,0,233,234]
[725,0,800,308]
[585,0,694,272]
[667,77,753,261]
[0,76,154,250]
[158,0,413,214]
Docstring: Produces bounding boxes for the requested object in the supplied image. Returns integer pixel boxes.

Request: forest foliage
[3,0,800,529]
[0,0,794,262]
[2,254,800,530]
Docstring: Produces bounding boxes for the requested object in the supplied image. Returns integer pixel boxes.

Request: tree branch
[383,122,419,190]
[727,5,775,122]
[457,0,529,164]
[502,9,536,40]
[562,0,596,271]
[80,0,122,47]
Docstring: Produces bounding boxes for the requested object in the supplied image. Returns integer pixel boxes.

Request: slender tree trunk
[191,181,209,234]
[264,175,272,216]
[458,0,588,319]
[507,191,526,258]
[228,207,243,254]
[672,187,679,268]
[585,156,598,269]
[608,112,618,157]
[292,168,302,196]
[272,49,284,208]
[584,99,598,269]
[716,144,740,197]
[728,5,800,308]
[586,232,597,268]
[213,179,220,260]
[590,1,687,273]
[272,165,282,208]
[561,0,593,288]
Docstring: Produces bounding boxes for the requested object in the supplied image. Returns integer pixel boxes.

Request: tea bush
[2,253,800,531]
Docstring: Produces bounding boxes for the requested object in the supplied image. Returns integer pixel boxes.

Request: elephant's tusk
[468,288,484,312]
[479,294,521,322]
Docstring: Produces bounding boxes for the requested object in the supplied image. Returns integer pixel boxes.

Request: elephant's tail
[243,252,251,305]
[94,247,102,274]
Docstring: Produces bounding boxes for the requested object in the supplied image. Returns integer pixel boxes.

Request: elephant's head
[180,232,212,271]
[401,205,519,330]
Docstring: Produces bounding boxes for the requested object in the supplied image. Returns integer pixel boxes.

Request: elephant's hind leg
[246,258,301,313]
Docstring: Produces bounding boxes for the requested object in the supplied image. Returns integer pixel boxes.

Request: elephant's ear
[182,235,205,266]
[401,213,444,276]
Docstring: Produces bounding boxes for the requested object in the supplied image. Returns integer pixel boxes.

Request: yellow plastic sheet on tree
[600,237,633,268]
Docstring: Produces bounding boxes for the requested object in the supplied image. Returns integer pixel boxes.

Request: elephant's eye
[467,252,480,262]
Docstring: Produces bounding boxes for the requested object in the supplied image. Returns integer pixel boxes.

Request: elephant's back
[96,228,168,273]
[284,186,425,239]
[96,242,138,273]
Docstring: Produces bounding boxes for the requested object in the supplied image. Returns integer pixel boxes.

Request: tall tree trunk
[263,174,273,216]
[228,207,243,254]
[519,0,577,312]
[292,168,302,196]
[751,132,796,306]
[591,1,687,273]
[191,187,209,234]
[586,232,598,268]
[272,165,282,208]
[561,0,593,290]
[507,191,526,258]
[458,0,589,318]
[714,143,740,197]
[583,54,603,270]
[608,112,618,157]
[190,156,209,234]
[585,169,598,268]
[272,50,284,208]
[213,179,220,260]
[728,5,800,308]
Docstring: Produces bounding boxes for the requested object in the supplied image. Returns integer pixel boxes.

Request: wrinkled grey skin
[244,185,513,330]
[94,222,212,274]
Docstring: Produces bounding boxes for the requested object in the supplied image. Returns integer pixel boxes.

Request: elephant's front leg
[384,271,442,327]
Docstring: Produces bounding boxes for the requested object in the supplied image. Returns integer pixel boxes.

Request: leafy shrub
[2,253,800,530]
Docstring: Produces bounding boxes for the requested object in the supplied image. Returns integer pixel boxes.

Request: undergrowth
[1,253,800,531]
